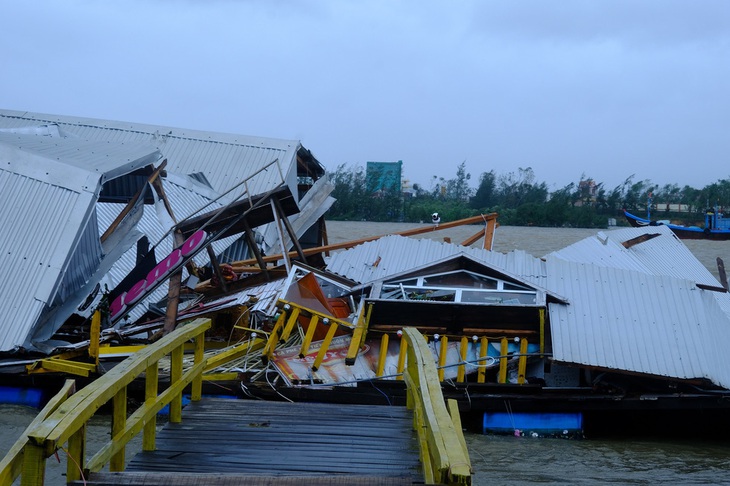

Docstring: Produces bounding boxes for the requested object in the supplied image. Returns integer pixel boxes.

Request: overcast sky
[2,1,729,192]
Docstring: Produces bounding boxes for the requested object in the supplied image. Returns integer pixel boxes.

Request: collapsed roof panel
[0,136,162,353]
[0,109,324,206]
[547,259,730,389]
[547,224,720,289]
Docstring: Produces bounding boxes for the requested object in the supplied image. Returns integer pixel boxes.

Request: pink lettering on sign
[109,293,127,322]
[181,230,206,257]
[108,230,208,322]
[146,249,182,284]
[124,279,148,306]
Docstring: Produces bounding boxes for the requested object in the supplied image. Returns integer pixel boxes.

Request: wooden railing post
[498,337,509,384]
[192,332,205,401]
[66,424,86,482]
[517,338,529,385]
[300,314,319,357]
[20,443,45,486]
[376,333,389,377]
[457,336,469,383]
[312,318,338,372]
[438,336,448,382]
[170,343,183,423]
[143,362,159,451]
[477,336,488,383]
[110,387,127,471]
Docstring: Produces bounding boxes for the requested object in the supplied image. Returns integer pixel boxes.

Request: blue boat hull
[623,210,730,240]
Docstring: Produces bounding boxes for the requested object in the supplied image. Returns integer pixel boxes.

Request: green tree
[471,170,497,210]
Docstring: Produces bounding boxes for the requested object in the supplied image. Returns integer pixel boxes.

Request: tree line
[327,162,730,228]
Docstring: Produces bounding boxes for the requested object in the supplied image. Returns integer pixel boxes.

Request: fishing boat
[623,206,730,240]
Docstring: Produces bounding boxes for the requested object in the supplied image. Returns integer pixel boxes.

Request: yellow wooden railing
[6,318,210,486]
[402,327,472,485]
[0,380,76,485]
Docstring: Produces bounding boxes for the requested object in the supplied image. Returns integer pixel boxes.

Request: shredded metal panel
[547,225,721,289]
[0,109,306,204]
[324,234,547,287]
[125,398,421,481]
[547,259,730,388]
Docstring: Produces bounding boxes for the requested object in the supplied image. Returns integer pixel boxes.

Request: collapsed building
[0,109,331,360]
[3,109,730,436]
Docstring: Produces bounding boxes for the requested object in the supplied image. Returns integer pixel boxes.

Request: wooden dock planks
[83,398,422,485]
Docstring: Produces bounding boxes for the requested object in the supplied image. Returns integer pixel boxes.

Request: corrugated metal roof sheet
[547,225,721,288]
[0,131,161,184]
[0,136,162,352]
[324,234,547,287]
[0,109,302,203]
[185,279,287,322]
[544,225,730,388]
[546,259,730,388]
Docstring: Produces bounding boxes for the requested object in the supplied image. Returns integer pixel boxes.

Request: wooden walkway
[81,398,423,485]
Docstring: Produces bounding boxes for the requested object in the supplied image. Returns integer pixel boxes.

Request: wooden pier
[84,398,421,485]
[1,319,471,486]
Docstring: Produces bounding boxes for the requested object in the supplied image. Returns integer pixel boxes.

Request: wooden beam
[273,195,307,264]
[232,213,498,267]
[162,230,185,335]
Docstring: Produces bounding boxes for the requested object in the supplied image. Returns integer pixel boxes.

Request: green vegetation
[327,163,730,228]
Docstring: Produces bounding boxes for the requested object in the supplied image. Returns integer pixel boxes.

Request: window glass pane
[423,272,497,289]
[461,290,536,305]
[503,282,530,291]
[405,288,456,302]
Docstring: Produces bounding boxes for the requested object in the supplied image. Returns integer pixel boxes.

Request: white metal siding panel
[549,225,720,288]
[324,235,547,285]
[0,132,161,183]
[546,259,730,388]
[0,166,94,352]
[56,210,103,303]
[0,110,300,202]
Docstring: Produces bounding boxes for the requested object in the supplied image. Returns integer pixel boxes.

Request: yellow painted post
[110,387,127,471]
[20,442,45,486]
[143,362,158,451]
[376,333,389,377]
[498,337,508,384]
[88,310,101,368]
[517,338,529,385]
[438,336,448,382]
[191,332,204,401]
[170,344,183,423]
[478,336,488,383]
[539,308,545,355]
[396,334,408,380]
[346,303,373,365]
[299,314,319,357]
[66,424,86,482]
[457,336,468,383]
[312,319,338,371]
[262,310,287,362]
[279,307,301,342]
